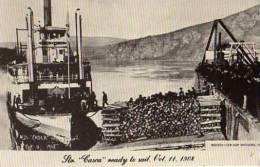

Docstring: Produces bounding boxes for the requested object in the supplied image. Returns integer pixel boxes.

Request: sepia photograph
[0,0,260,166]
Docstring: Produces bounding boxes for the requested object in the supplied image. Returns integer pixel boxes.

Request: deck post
[233,113,240,140]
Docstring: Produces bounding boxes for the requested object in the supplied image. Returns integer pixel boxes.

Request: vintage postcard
[0,0,260,166]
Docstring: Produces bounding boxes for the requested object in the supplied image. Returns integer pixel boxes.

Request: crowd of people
[119,89,201,142]
[12,89,100,114]
[44,90,99,113]
[36,64,79,81]
[36,62,91,82]
[196,52,260,116]
[44,93,70,113]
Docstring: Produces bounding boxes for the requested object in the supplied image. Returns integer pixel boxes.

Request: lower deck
[92,133,224,151]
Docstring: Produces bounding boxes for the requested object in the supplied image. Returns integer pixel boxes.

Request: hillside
[71,36,126,47]
[0,36,126,49]
[1,4,260,61]
[0,42,16,49]
[70,37,126,60]
[99,4,260,61]
[0,36,126,61]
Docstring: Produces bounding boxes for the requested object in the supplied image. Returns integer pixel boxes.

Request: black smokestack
[44,0,52,26]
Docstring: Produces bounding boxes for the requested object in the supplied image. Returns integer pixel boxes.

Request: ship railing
[13,76,29,84]
[7,63,28,75]
[10,75,80,84]
[36,74,79,82]
[37,38,67,45]
[8,63,91,84]
[11,74,91,84]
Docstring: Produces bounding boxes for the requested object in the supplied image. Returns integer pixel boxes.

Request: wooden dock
[92,133,224,151]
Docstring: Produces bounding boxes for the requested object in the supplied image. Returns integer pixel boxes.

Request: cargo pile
[101,90,225,145]
[119,91,201,142]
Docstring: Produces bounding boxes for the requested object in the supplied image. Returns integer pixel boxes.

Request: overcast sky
[0,0,259,42]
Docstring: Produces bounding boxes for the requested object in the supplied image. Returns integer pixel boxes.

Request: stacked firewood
[119,92,201,142]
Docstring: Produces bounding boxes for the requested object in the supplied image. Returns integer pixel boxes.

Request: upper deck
[8,62,91,84]
[11,4,90,86]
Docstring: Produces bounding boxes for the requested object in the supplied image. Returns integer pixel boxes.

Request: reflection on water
[0,60,198,149]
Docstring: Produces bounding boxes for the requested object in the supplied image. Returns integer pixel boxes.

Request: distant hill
[71,36,126,47]
[0,37,126,61]
[2,4,260,61]
[100,4,260,61]
[0,42,16,49]
[69,36,126,59]
[0,36,126,49]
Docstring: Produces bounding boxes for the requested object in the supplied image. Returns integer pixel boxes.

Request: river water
[0,60,198,150]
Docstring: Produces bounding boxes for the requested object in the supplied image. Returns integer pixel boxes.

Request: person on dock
[179,88,184,98]
[16,94,22,109]
[191,87,197,98]
[102,91,108,108]
[90,91,98,107]
[127,97,134,106]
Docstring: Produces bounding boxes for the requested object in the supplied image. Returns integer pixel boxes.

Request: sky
[0,0,259,42]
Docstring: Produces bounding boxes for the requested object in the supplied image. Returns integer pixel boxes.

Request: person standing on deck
[80,92,88,110]
[16,94,22,109]
[102,91,108,108]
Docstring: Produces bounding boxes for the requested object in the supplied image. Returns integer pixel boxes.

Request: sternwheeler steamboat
[7,0,101,150]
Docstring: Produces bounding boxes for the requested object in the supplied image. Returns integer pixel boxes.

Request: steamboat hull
[7,101,101,150]
[7,101,70,150]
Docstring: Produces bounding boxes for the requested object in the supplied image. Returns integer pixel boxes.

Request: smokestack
[27,7,35,82]
[44,0,52,26]
[79,14,84,80]
[75,9,84,80]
